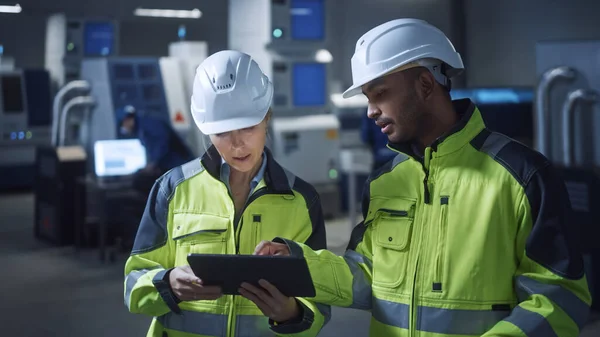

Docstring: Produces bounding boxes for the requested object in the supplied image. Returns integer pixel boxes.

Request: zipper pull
[423,176,431,204]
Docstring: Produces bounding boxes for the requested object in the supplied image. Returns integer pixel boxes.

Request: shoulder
[156,158,204,200]
[291,174,321,209]
[367,152,410,183]
[470,128,550,187]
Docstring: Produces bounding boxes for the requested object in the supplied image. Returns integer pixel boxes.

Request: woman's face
[210,118,268,173]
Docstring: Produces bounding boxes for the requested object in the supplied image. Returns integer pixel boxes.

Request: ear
[417,71,435,101]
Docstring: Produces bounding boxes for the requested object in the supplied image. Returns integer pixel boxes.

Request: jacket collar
[201,145,293,194]
[389,99,485,158]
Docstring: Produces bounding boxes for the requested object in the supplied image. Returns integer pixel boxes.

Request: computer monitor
[290,0,325,40]
[292,62,326,106]
[84,21,115,56]
[93,139,147,177]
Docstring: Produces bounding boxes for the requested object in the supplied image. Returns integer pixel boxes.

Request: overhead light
[134,8,202,19]
[0,4,22,14]
[315,49,333,63]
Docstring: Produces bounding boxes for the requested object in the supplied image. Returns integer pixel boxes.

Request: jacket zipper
[235,188,267,254]
[433,196,449,292]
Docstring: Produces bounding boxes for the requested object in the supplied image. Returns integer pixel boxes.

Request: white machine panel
[271,114,340,185]
[159,57,192,133]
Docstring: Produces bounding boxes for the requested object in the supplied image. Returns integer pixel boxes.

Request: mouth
[233,154,251,162]
[376,120,393,134]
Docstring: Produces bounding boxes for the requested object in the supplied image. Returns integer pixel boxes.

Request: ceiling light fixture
[134,8,202,19]
[0,4,22,14]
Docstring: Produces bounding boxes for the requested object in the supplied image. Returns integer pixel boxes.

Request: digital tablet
[187,254,316,298]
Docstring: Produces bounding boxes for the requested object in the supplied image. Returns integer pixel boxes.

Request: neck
[229,155,263,186]
[415,98,458,151]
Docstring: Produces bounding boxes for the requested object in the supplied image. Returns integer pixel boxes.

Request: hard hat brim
[197,115,266,135]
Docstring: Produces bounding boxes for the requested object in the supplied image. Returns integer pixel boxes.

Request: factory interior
[2,0,600,336]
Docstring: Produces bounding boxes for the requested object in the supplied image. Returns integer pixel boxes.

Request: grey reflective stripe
[504,306,558,337]
[181,158,204,180]
[516,275,589,328]
[372,297,409,329]
[124,268,159,310]
[343,250,373,310]
[480,131,511,158]
[157,310,228,336]
[392,153,409,168]
[282,167,296,189]
[417,306,509,335]
[316,303,332,325]
[235,315,275,337]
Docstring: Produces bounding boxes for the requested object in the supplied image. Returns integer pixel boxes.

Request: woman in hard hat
[123,50,330,337]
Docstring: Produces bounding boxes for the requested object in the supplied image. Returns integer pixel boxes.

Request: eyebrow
[362,78,386,95]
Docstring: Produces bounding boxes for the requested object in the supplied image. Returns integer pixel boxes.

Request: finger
[239,288,272,316]
[241,282,278,309]
[254,240,270,256]
[176,270,202,284]
[258,279,287,301]
[196,285,222,295]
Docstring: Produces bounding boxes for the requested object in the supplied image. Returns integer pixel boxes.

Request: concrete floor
[1,192,598,337]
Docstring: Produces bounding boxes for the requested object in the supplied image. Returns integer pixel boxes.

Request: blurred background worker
[118,105,195,195]
[123,50,330,337]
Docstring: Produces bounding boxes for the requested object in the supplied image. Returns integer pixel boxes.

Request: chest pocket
[172,213,229,267]
[372,201,415,290]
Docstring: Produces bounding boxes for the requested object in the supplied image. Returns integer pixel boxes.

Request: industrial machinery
[535,40,600,310]
[168,41,209,154]
[270,114,340,218]
[79,57,200,160]
[0,68,53,190]
[34,82,95,245]
[450,87,534,146]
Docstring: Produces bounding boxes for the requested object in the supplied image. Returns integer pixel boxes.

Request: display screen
[292,63,326,106]
[84,21,114,56]
[94,139,147,177]
[1,75,24,113]
[290,0,324,40]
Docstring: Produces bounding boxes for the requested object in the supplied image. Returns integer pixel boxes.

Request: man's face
[121,117,135,135]
[361,69,427,144]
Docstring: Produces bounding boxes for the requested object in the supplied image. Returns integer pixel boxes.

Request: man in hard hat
[255,18,591,336]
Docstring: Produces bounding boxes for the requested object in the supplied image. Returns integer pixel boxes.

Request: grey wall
[0,0,228,69]
[329,0,456,90]
[465,0,600,87]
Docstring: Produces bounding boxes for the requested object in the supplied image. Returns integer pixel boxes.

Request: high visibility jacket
[276,99,591,337]
[124,146,330,337]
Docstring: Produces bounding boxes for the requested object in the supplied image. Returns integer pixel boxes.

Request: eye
[242,125,256,132]
[374,88,387,99]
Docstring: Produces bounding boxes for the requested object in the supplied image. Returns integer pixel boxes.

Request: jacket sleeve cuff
[152,268,182,314]
[269,299,314,334]
[273,237,304,258]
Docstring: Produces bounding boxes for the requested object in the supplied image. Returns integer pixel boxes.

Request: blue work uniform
[135,115,195,173]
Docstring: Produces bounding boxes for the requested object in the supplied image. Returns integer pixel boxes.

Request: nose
[230,131,244,148]
[367,102,381,120]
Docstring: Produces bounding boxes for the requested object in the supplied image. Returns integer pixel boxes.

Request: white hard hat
[343,18,464,98]
[190,50,273,135]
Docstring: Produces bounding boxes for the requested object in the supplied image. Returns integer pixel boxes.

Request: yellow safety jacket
[275,99,591,336]
[124,146,330,337]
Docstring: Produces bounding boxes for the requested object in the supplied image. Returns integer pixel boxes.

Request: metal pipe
[59,96,96,147]
[52,80,91,147]
[535,66,577,157]
[561,89,599,167]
